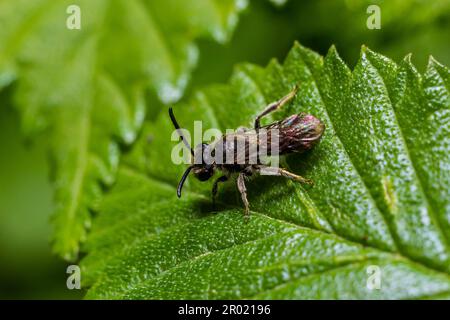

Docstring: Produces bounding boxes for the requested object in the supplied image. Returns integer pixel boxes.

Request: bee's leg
[237,172,250,219]
[254,85,299,130]
[212,175,228,209]
[256,165,313,185]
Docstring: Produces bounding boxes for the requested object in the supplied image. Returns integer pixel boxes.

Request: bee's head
[192,143,214,181]
[172,134,214,197]
[168,107,215,197]
[192,165,214,182]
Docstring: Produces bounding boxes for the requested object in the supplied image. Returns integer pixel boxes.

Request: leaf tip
[326,45,340,60]
[360,45,380,59]
[52,237,80,262]
[400,53,420,77]
[358,45,370,64]
[401,53,416,71]
[425,55,450,77]
[324,45,350,74]
[269,57,280,65]
[427,55,445,71]
[403,53,413,64]
[360,45,379,59]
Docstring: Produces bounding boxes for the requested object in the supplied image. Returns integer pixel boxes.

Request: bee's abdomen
[266,113,325,154]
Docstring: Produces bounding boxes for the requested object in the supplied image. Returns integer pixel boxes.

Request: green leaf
[0,0,247,260]
[81,43,450,299]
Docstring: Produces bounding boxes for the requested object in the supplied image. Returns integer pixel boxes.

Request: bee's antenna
[177,165,193,198]
[169,107,194,156]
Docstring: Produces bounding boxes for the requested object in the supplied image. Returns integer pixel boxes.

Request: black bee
[169,86,325,217]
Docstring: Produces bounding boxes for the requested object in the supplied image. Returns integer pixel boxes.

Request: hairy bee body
[169,85,325,217]
[205,113,325,168]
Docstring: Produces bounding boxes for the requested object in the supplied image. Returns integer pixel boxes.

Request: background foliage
[0,0,449,299]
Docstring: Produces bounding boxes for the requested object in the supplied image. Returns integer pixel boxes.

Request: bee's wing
[262,113,326,154]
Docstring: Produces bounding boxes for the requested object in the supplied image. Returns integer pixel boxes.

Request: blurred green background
[0,88,82,299]
[0,0,449,299]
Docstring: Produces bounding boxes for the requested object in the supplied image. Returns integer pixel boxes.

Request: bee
[169,85,325,217]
